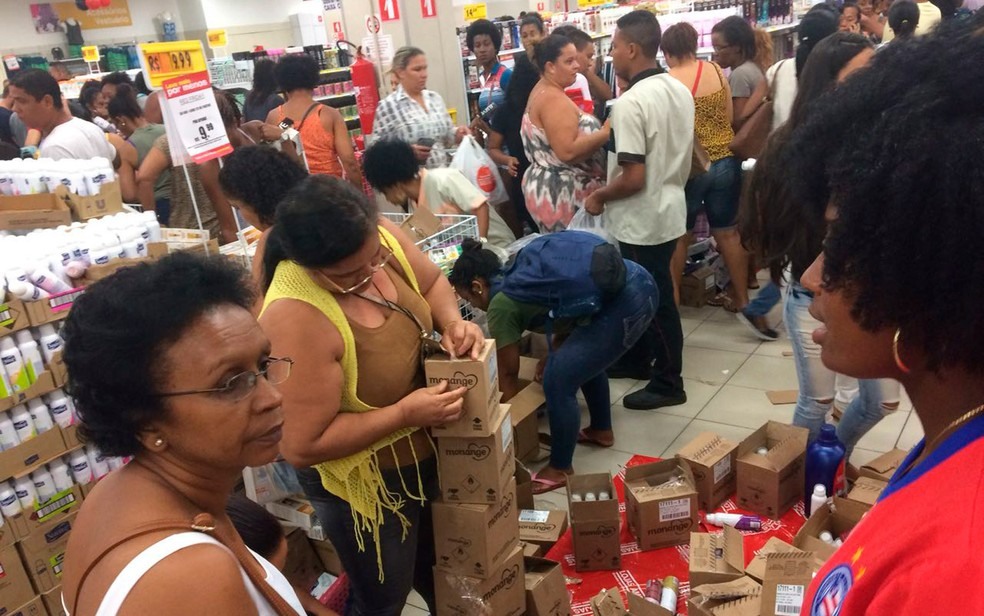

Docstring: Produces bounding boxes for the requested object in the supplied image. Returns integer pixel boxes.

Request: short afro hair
[785,11,984,373]
[101,72,134,87]
[274,53,320,93]
[63,253,254,456]
[11,69,62,109]
[466,19,502,53]
[362,139,419,191]
[219,146,308,228]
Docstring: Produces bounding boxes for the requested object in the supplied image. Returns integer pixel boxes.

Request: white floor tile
[727,355,799,391]
[896,412,925,451]
[854,409,910,453]
[402,603,428,615]
[608,406,692,458]
[850,447,884,468]
[623,378,722,419]
[405,590,426,610]
[697,384,795,429]
[681,317,704,338]
[752,337,794,358]
[678,305,719,322]
[662,419,756,457]
[562,446,634,477]
[686,319,764,354]
[681,347,750,387]
[608,378,642,404]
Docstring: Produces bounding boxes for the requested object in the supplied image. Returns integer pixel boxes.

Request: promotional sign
[30,1,131,33]
[365,14,381,34]
[378,0,399,21]
[81,46,100,63]
[421,0,437,18]
[206,29,228,49]
[160,71,233,166]
[137,41,209,89]
[464,3,488,20]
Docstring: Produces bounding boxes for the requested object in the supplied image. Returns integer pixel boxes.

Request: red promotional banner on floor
[545,455,809,615]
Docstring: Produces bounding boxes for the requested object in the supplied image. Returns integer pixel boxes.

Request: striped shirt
[373,86,454,168]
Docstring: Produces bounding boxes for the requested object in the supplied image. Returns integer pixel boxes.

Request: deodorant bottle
[31,468,57,503]
[68,451,93,485]
[27,399,54,434]
[86,445,110,480]
[10,405,36,443]
[0,485,21,518]
[0,411,20,451]
[45,391,75,428]
[13,331,43,384]
[38,324,64,364]
[13,476,37,510]
[49,459,74,491]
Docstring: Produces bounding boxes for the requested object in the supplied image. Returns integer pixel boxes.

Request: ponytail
[261,224,290,292]
[448,238,502,288]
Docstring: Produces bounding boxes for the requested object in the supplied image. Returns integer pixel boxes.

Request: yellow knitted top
[261,226,428,578]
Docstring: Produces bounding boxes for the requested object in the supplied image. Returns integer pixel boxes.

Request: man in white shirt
[9,69,116,162]
[584,10,695,410]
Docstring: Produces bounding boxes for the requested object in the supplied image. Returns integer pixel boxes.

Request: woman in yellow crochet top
[258,175,484,616]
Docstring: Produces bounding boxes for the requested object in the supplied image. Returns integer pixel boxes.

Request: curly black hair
[362,139,418,191]
[106,83,142,120]
[712,16,757,63]
[78,80,103,111]
[449,238,502,289]
[63,253,254,456]
[466,19,502,53]
[218,146,307,228]
[784,12,984,373]
[101,71,134,87]
[274,53,320,93]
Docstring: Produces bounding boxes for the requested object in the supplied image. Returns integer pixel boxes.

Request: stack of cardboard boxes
[426,340,526,616]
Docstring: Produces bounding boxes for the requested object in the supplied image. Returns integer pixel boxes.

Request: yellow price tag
[580,0,608,6]
[81,46,100,63]
[207,29,228,49]
[463,3,487,21]
[138,41,208,89]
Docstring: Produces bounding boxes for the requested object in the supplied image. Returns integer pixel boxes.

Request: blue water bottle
[804,424,846,516]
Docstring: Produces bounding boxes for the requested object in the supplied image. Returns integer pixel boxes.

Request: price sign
[580,0,608,6]
[421,0,437,18]
[81,46,100,63]
[379,0,400,21]
[463,3,487,20]
[206,29,228,49]
[160,71,232,165]
[137,41,208,89]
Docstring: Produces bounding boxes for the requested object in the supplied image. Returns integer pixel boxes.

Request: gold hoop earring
[893,328,911,375]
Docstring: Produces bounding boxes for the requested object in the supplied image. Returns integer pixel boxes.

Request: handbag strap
[297,102,323,130]
[690,60,705,97]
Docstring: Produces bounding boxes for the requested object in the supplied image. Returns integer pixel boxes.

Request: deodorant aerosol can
[10,405,36,443]
[86,445,110,480]
[13,476,38,510]
[48,459,75,492]
[68,451,93,485]
[0,484,21,518]
[0,411,20,451]
[31,468,57,503]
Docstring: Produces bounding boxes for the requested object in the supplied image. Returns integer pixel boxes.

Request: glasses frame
[321,243,395,295]
[155,357,294,402]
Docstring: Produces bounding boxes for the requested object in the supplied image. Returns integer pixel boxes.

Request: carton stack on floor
[425,340,527,616]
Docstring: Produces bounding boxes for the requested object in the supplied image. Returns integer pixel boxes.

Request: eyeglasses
[321,244,394,295]
[712,44,736,52]
[155,357,294,403]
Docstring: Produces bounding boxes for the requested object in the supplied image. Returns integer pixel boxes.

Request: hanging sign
[160,71,233,165]
[81,46,100,63]
[137,40,209,89]
[421,0,437,18]
[365,14,381,34]
[379,0,400,21]
[463,3,487,20]
[206,29,228,49]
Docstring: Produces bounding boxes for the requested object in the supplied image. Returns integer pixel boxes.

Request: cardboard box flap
[692,576,762,601]
[722,526,746,572]
[624,460,697,502]
[401,205,442,241]
[676,432,737,465]
[831,495,870,522]
[690,527,745,583]
[590,588,626,616]
[626,591,674,616]
[710,595,762,616]
[846,476,887,506]
[860,448,907,474]
[744,538,807,582]
[508,380,546,424]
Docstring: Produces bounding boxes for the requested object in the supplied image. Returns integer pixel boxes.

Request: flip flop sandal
[577,429,614,448]
[707,291,729,307]
[722,296,739,313]
[531,472,568,495]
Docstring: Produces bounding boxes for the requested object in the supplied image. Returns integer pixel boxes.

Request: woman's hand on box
[399,380,468,428]
[441,320,484,359]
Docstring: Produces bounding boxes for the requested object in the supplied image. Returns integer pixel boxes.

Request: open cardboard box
[0,297,30,337]
[0,544,36,614]
[42,585,66,616]
[676,432,739,511]
[760,552,815,616]
[17,510,79,593]
[8,596,46,616]
[509,357,546,464]
[525,557,571,616]
[0,424,67,480]
[568,473,621,572]
[736,421,809,519]
[0,369,57,413]
[858,448,908,482]
[427,339,501,437]
[518,509,568,554]
[845,476,887,509]
[515,461,534,511]
[0,192,73,231]
[433,478,519,579]
[436,404,515,504]
[588,588,676,616]
[744,537,810,582]
[400,205,442,244]
[689,526,745,588]
[10,485,85,542]
[56,181,124,221]
[24,287,82,327]
[624,459,698,551]
[433,544,525,616]
[680,265,716,308]
[688,576,762,616]
[793,496,869,561]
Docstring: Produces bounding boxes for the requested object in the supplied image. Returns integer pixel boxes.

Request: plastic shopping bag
[451,136,510,205]
[568,208,619,250]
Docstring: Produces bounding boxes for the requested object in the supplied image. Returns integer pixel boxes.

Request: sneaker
[606,363,652,380]
[623,388,688,410]
[737,310,779,341]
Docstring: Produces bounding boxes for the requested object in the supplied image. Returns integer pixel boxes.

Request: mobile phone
[279,118,294,130]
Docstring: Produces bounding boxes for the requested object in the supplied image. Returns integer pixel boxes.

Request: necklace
[903,402,984,475]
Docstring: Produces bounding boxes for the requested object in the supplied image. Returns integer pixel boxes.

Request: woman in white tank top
[57,254,308,615]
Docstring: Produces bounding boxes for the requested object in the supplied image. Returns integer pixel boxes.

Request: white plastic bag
[568,208,619,249]
[451,135,510,205]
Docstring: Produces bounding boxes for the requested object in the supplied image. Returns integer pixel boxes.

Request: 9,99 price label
[160,71,232,165]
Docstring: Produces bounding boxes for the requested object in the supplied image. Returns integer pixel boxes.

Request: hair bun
[460,238,484,253]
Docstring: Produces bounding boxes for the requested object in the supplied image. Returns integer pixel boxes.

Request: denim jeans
[297,457,440,616]
[685,156,741,230]
[744,280,782,318]
[618,239,685,395]
[543,260,657,469]
[784,282,901,459]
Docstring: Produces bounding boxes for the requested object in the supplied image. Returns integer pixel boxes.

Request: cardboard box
[0,297,30,337]
[146,237,221,259]
[12,485,84,542]
[80,258,152,284]
[568,473,620,572]
[0,193,73,231]
[427,340,501,437]
[0,426,67,480]
[623,460,698,551]
[57,181,123,221]
[744,537,808,582]
[310,537,343,576]
[436,405,514,504]
[0,544,36,612]
[433,544,524,616]
[845,476,886,509]
[627,591,676,616]
[519,540,542,558]
[676,432,739,511]
[858,448,908,482]
[524,557,570,616]
[0,369,57,413]
[18,511,78,593]
[588,588,677,616]
[60,425,81,450]
[400,205,442,243]
[282,528,326,593]
[518,509,568,554]
[509,357,546,464]
[433,479,519,579]
[515,462,534,512]
[0,509,28,550]
[42,585,66,616]
[24,288,82,327]
[48,350,67,389]
[793,497,869,561]
[760,552,814,616]
[680,266,715,308]
[6,595,46,616]
[688,577,762,616]
[689,526,746,588]
[264,497,319,531]
[736,421,809,519]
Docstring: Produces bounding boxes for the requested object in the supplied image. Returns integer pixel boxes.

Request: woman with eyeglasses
[61,253,306,615]
[258,175,484,616]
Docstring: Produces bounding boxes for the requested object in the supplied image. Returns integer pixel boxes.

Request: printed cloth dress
[520,111,606,234]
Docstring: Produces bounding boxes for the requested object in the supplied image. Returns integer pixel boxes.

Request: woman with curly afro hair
[787,13,984,615]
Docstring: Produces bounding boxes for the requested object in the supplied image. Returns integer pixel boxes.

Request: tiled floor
[401,289,925,615]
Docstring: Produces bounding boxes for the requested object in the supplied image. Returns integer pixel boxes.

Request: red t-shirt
[801,414,984,616]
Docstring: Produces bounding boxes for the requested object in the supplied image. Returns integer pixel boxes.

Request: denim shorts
[685,156,741,231]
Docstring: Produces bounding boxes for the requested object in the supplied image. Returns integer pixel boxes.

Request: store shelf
[464,46,525,62]
[219,82,252,90]
[344,116,360,125]
[603,46,714,63]
[315,92,356,103]
[762,20,799,33]
[320,66,351,75]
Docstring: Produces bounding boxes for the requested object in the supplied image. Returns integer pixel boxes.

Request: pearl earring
[154,438,165,448]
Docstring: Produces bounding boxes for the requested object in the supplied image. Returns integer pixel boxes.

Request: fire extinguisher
[342,41,380,134]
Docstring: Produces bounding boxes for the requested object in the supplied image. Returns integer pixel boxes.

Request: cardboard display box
[525,557,571,616]
[515,462,534,512]
[265,497,318,531]
[680,266,716,308]
[0,544,36,612]
[56,181,124,221]
[310,537,343,576]
[433,544,525,616]
[42,584,66,616]
[18,511,78,593]
[624,460,698,552]
[6,595,46,616]
[427,339,501,437]
[433,478,519,579]
[509,357,547,464]
[11,485,84,542]
[399,205,442,243]
[744,537,809,582]
[688,577,762,616]
[736,421,809,519]
[518,509,568,554]
[588,588,677,616]
[520,540,542,558]
[845,476,887,509]
[282,527,326,595]
[0,193,73,231]
[793,497,869,561]
[436,405,514,505]
[676,432,739,511]
[24,288,80,327]
[0,369,57,413]
[689,526,746,588]
[760,552,814,616]
[567,473,621,572]
[858,448,908,482]
[0,297,30,337]
[0,425,67,480]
